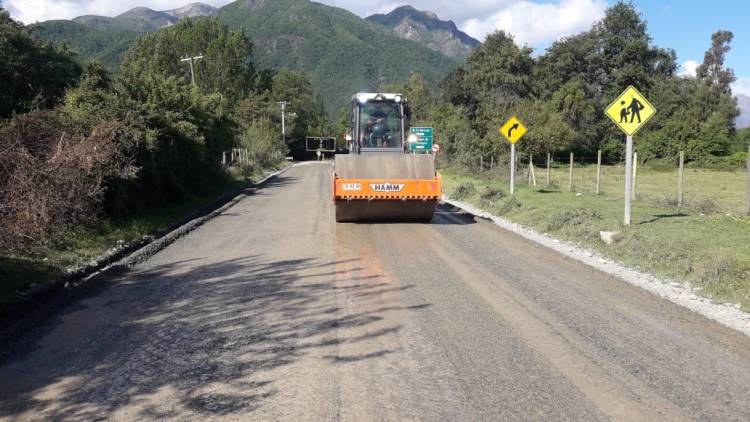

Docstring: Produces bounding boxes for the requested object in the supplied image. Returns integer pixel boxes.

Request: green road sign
[408,127,433,152]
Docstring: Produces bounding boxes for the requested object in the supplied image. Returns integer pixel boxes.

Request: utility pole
[180,54,204,86]
[278,101,289,142]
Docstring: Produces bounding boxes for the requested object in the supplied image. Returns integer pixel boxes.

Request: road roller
[333,93,441,222]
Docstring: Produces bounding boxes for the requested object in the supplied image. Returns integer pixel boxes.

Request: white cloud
[463,0,606,45]
[732,77,750,97]
[678,60,700,77]
[3,0,233,23]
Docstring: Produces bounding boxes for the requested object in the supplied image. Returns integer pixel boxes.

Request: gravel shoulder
[443,197,750,337]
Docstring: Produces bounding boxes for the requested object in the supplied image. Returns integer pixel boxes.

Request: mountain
[217,0,458,112]
[167,3,218,19]
[366,5,480,59]
[71,3,216,33]
[737,94,750,129]
[32,0,458,115]
[31,21,139,69]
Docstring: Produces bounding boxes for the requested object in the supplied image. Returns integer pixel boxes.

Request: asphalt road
[2,162,750,421]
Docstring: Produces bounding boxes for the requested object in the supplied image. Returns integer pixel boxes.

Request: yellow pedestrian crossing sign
[605,86,656,136]
[500,116,527,144]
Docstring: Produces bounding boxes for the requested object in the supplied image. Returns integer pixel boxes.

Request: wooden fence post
[490,155,494,170]
[480,155,484,170]
[596,149,602,195]
[568,152,574,192]
[746,146,750,215]
[632,152,638,200]
[529,154,537,186]
[678,151,684,207]
[528,153,532,185]
[546,152,551,186]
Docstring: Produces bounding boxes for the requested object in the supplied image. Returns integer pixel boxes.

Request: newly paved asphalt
[1,162,749,421]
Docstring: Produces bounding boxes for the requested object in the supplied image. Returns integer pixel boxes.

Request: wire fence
[464,147,750,217]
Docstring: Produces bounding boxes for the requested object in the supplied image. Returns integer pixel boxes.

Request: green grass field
[441,165,750,310]
[541,162,748,215]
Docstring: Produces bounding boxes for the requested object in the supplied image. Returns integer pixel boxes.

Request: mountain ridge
[366,5,480,59]
[71,3,217,32]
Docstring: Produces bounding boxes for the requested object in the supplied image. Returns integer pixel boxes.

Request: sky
[2,0,748,96]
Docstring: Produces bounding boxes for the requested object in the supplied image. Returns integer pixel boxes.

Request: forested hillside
[31,20,138,69]
[31,0,459,114]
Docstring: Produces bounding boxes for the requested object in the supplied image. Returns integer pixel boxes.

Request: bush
[238,118,287,170]
[496,197,522,215]
[0,112,132,250]
[452,182,477,200]
[693,197,720,215]
[480,187,505,205]
[642,157,678,172]
[546,208,602,231]
[689,151,748,170]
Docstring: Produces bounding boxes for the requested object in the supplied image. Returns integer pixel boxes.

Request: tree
[512,100,575,158]
[463,31,533,108]
[0,8,81,117]
[271,69,328,144]
[692,30,739,153]
[404,72,432,124]
[119,17,254,106]
[697,31,736,94]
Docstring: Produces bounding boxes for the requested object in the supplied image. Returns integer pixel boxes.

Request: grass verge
[442,166,750,311]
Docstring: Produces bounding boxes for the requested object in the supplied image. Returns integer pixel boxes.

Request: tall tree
[463,31,533,107]
[0,8,81,117]
[696,30,736,94]
[404,72,433,124]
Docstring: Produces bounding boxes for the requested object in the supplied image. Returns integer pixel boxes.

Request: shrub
[496,197,522,215]
[0,112,133,251]
[480,187,505,205]
[546,208,602,231]
[693,197,720,215]
[238,118,287,169]
[452,182,477,200]
[686,151,748,171]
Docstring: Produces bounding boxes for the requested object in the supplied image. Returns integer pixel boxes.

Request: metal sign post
[605,86,656,226]
[500,116,527,196]
[510,143,516,194]
[624,135,634,225]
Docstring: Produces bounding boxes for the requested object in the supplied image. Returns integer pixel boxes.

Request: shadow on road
[0,253,429,419]
[432,204,478,225]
